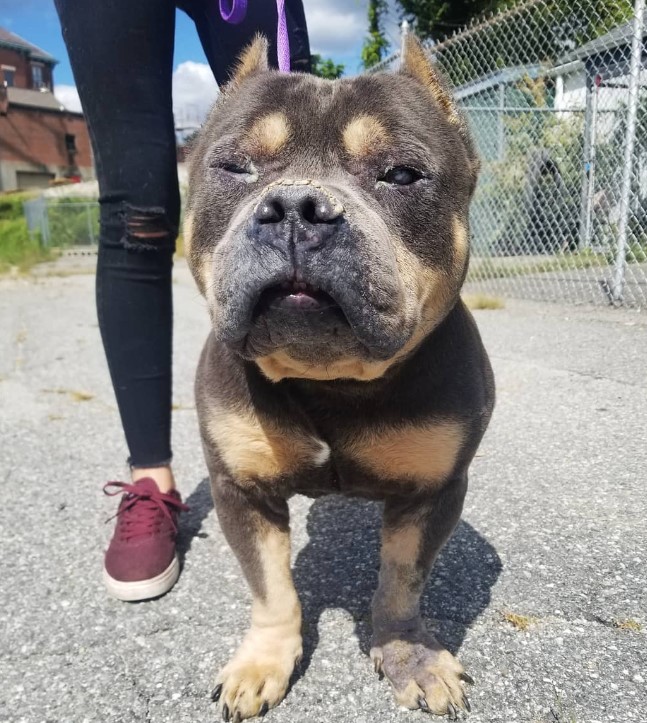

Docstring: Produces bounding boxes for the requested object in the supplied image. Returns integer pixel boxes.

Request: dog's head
[186,36,479,382]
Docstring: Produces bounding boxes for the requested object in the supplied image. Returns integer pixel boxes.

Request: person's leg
[55,0,185,600]
[55,0,179,490]
[178,0,311,85]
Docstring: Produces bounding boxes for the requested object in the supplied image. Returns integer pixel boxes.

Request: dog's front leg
[371,480,472,719]
[210,479,302,722]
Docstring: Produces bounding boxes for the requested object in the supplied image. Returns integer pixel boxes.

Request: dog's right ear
[400,34,460,126]
[400,34,481,188]
[228,35,270,89]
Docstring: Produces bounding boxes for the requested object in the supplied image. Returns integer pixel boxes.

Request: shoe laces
[103,480,189,542]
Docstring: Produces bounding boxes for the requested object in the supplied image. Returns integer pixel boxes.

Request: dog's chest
[280,418,466,499]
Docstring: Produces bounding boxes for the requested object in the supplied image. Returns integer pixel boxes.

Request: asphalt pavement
[0,260,645,723]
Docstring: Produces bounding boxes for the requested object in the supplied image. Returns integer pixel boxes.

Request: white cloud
[51,2,402,127]
[54,84,82,113]
[172,60,219,129]
[303,4,366,55]
[303,0,401,57]
[53,64,219,130]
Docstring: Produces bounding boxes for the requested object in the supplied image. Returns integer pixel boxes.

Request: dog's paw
[371,631,472,719]
[211,627,302,721]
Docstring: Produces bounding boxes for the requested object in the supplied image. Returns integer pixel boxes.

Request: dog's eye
[212,159,259,183]
[381,166,424,186]
[218,161,250,174]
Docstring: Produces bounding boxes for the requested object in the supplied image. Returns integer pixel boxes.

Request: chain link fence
[23,198,99,248]
[373,0,647,309]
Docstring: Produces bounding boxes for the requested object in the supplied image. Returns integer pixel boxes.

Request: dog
[184,34,494,721]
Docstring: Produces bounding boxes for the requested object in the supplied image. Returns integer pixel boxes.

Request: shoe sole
[103,556,180,602]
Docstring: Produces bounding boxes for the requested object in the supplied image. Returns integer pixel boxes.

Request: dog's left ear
[399,35,460,126]
[400,34,481,185]
[228,35,270,89]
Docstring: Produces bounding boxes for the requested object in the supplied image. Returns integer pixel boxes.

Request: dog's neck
[244,300,465,407]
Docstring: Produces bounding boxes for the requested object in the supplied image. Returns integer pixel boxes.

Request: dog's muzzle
[251,180,345,252]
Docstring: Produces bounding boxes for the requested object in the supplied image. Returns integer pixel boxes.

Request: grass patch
[501,611,537,631]
[613,618,642,632]
[462,293,505,310]
[0,216,53,273]
[468,249,610,282]
[0,192,52,273]
[33,266,95,278]
[0,192,32,220]
[42,388,94,402]
[44,199,99,247]
[593,614,644,631]
[550,690,578,723]
[174,233,185,258]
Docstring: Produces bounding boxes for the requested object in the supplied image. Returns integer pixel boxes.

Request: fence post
[498,83,506,160]
[85,203,94,245]
[611,0,645,302]
[579,74,600,249]
[42,202,50,247]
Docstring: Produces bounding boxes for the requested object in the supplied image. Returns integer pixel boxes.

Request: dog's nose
[254,185,344,228]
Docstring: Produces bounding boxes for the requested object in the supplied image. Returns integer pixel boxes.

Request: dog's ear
[400,34,480,185]
[228,35,270,88]
[399,35,460,126]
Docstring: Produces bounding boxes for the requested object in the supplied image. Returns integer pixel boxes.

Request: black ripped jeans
[55,0,310,468]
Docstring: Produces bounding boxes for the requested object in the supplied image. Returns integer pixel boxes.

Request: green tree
[397,0,632,47]
[428,0,634,88]
[396,0,512,40]
[361,0,390,69]
[310,54,345,79]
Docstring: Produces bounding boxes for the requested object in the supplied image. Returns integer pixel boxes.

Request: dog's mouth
[252,280,347,320]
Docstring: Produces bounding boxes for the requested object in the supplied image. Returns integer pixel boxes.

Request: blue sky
[0,0,212,87]
[0,0,401,120]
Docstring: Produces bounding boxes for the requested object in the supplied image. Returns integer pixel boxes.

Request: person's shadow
[292,495,501,675]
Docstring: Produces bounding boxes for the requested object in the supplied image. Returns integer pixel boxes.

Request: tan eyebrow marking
[246,112,291,157]
[342,115,390,158]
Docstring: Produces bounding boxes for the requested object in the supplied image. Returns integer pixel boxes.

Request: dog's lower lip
[252,283,341,317]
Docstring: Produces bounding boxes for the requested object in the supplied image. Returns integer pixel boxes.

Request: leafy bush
[45,202,99,247]
[0,216,51,272]
[0,192,34,221]
[467,76,585,256]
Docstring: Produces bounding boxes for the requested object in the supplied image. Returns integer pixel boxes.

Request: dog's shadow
[177,483,501,675]
[292,496,502,674]
[176,478,213,564]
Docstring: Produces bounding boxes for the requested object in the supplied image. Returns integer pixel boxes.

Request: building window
[1,66,15,87]
[31,64,44,89]
[65,134,77,156]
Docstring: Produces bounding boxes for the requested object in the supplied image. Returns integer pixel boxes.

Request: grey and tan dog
[184,35,494,721]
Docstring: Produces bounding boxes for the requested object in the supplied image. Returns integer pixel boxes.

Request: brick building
[0,27,93,191]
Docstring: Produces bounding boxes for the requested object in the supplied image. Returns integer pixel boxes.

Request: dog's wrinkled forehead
[206,78,453,170]
[192,37,477,184]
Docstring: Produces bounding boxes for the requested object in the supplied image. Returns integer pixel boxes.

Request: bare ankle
[131,466,176,493]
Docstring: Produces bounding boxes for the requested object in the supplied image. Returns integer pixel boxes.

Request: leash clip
[219,0,291,72]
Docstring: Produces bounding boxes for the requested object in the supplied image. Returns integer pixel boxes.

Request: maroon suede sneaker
[102,478,189,601]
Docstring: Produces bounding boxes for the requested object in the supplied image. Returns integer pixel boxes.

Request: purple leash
[219,0,291,72]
